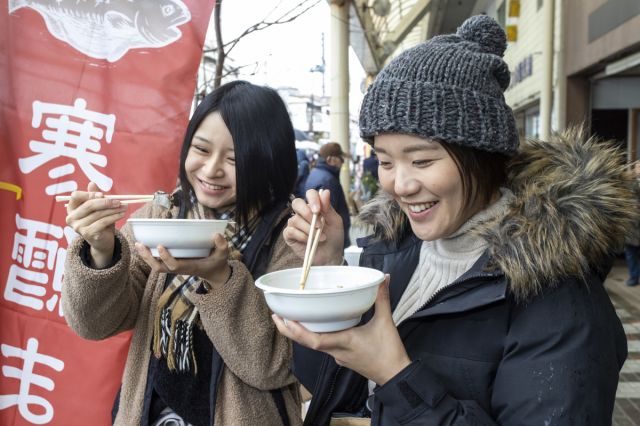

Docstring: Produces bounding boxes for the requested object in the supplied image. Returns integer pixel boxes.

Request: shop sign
[511,54,533,87]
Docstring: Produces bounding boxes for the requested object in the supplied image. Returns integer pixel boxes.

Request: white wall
[502,0,546,112]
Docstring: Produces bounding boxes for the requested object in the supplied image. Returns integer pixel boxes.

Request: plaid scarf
[152,193,259,374]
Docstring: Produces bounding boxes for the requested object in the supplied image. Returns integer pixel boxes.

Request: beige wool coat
[62,201,302,425]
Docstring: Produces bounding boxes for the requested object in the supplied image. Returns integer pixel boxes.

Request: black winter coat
[304,159,351,248]
[294,130,636,425]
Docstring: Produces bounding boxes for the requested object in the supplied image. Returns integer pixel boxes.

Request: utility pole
[308,94,315,133]
[320,32,326,97]
[329,0,350,196]
[309,33,327,137]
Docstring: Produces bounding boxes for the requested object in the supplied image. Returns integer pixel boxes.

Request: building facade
[564,0,640,160]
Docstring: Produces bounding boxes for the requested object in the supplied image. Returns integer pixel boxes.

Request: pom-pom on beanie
[359,15,519,156]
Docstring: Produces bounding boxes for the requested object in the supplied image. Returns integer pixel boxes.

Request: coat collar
[356,127,640,301]
[315,159,340,177]
[410,251,507,318]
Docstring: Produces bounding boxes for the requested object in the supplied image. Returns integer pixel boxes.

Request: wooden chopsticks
[299,213,325,290]
[55,194,155,205]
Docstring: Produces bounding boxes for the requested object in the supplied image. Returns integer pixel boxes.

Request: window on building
[537,0,543,11]
[525,108,540,139]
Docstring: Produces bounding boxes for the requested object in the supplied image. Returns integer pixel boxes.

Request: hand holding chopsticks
[282,188,346,272]
[55,194,155,205]
[299,213,326,290]
[63,182,134,268]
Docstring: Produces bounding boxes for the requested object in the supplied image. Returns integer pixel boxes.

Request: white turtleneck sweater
[392,188,514,326]
[366,190,514,398]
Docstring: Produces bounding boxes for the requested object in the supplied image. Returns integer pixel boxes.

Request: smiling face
[185,112,236,210]
[374,134,484,241]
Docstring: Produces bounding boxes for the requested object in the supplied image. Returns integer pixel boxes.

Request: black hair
[178,80,297,226]
[438,140,508,215]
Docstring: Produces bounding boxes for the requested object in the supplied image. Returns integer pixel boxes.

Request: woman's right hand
[65,182,128,268]
[284,189,344,266]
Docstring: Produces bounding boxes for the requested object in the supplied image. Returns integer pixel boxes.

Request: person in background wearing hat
[276,15,633,425]
[303,142,351,248]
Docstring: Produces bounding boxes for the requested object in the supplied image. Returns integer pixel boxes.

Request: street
[606,260,640,425]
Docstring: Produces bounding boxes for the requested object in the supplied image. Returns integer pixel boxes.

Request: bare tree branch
[214,0,224,88]
[204,0,321,90]
[198,60,259,93]
[204,0,321,56]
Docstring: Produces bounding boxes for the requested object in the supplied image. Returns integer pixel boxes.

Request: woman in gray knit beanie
[276,15,633,425]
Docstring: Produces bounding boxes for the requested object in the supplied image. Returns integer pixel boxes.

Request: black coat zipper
[396,272,501,328]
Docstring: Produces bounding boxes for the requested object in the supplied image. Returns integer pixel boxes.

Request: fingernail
[272,314,287,326]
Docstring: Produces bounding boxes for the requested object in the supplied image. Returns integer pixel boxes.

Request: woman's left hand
[134,233,231,288]
[272,276,412,386]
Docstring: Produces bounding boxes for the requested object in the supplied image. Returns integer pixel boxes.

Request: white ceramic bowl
[127,218,230,258]
[255,265,385,332]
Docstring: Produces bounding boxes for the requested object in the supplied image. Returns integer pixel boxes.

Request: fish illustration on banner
[8,0,191,62]
[2,0,216,423]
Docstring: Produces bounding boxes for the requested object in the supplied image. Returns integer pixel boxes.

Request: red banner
[0,1,215,424]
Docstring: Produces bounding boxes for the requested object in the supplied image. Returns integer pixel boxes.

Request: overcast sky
[205,0,366,109]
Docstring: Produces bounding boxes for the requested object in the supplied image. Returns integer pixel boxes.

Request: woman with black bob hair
[177,80,297,226]
[62,80,303,426]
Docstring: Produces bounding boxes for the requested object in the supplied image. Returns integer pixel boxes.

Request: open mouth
[407,201,438,213]
[198,178,226,191]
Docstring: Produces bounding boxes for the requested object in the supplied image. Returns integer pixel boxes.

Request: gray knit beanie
[359,15,519,156]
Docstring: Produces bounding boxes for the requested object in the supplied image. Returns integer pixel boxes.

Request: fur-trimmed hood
[357,127,640,300]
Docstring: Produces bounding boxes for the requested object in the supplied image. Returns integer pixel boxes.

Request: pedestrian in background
[303,142,351,248]
[294,148,310,198]
[362,150,379,182]
[625,161,640,286]
[348,155,363,215]
[278,15,634,425]
[360,151,380,204]
[62,81,302,426]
